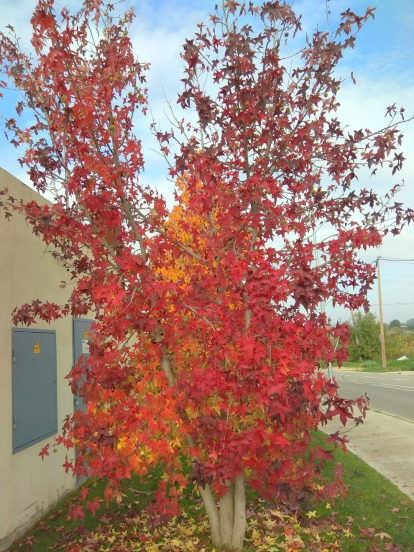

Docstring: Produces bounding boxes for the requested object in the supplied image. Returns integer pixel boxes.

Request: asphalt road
[332,369,414,422]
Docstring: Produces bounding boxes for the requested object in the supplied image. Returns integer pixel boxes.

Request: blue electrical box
[72,318,93,414]
[72,318,93,484]
[12,329,57,453]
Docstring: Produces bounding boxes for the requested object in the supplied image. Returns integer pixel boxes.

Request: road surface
[332,369,414,422]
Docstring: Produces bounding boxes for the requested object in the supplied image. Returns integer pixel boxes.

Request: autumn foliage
[0,0,412,549]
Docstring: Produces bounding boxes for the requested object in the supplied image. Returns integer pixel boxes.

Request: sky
[0,0,413,324]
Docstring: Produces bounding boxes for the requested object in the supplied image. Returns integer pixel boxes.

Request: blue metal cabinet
[72,318,93,484]
[72,318,93,414]
[12,329,57,453]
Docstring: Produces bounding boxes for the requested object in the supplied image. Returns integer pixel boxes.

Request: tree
[390,319,401,328]
[385,327,414,359]
[1,1,412,549]
[348,312,381,362]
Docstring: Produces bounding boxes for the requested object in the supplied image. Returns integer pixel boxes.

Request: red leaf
[68,505,85,521]
[39,444,50,460]
[86,497,101,515]
[80,486,90,501]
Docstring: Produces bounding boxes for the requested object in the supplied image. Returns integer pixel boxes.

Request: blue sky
[0,0,413,324]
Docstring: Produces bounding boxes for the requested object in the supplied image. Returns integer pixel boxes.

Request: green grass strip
[9,433,414,551]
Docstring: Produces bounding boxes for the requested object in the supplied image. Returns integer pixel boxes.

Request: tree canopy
[1,1,412,549]
[348,312,381,362]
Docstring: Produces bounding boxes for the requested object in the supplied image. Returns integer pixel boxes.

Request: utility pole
[377,257,387,370]
[327,337,339,381]
[312,210,335,380]
[350,309,360,347]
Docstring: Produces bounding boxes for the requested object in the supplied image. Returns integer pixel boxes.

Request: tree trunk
[231,475,247,550]
[220,481,234,547]
[198,475,247,550]
[198,484,221,547]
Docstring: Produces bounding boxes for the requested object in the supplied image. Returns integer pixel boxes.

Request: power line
[382,273,414,278]
[370,302,414,306]
[380,258,414,263]
[382,280,414,286]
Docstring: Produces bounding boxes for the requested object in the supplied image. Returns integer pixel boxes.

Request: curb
[368,407,414,425]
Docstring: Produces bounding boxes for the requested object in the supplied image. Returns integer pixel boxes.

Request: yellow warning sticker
[33,339,41,354]
[83,328,88,339]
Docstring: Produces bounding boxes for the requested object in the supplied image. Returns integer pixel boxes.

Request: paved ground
[320,369,414,500]
[333,369,414,422]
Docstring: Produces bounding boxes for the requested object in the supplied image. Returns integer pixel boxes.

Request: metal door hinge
[13,416,17,430]
[12,350,17,362]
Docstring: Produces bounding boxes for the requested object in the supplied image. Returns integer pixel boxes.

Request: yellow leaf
[269,509,284,518]
[343,528,353,538]
[306,510,317,519]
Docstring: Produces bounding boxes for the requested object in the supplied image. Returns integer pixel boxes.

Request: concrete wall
[0,169,76,551]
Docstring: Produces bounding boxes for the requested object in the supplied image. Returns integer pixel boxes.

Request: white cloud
[323,75,414,323]
[1,0,413,323]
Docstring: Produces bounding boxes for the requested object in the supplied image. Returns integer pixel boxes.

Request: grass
[8,464,167,552]
[9,433,414,552]
[338,358,414,372]
[313,431,414,550]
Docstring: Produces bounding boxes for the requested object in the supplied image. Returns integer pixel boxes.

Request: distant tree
[348,312,381,361]
[390,319,401,328]
[406,318,414,327]
[385,328,414,359]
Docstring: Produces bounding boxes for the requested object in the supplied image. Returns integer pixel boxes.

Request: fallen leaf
[376,532,392,540]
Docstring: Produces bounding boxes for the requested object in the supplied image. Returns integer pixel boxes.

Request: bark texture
[231,475,247,549]
[198,475,247,550]
[198,484,221,547]
[219,482,234,547]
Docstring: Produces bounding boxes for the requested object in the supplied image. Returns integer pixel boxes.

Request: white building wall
[0,169,76,550]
